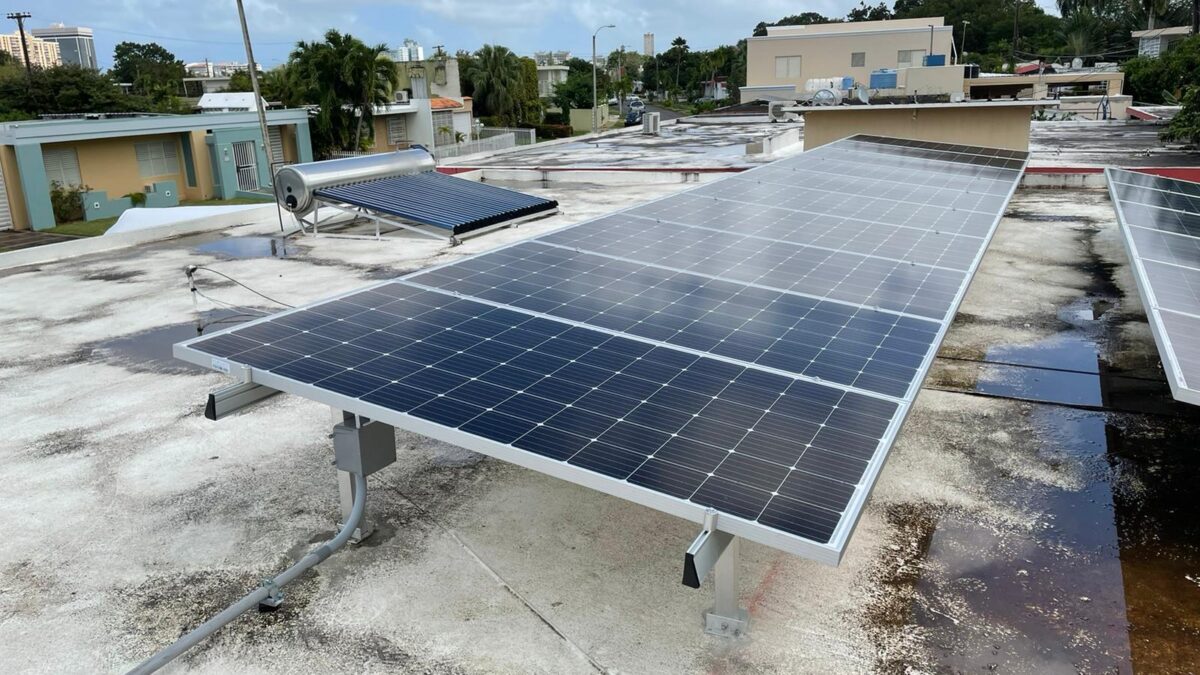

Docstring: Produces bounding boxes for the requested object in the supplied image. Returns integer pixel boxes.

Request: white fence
[432,133,517,161]
[478,127,536,146]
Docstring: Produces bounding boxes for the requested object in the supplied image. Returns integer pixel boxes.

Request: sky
[37,0,1060,70]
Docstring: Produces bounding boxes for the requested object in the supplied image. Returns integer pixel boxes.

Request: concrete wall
[901,65,965,97]
[0,145,29,230]
[747,23,953,90]
[803,104,1035,151]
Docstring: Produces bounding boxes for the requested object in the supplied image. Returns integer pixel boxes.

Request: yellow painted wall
[184,130,215,199]
[803,105,1035,152]
[0,145,29,230]
[44,133,190,202]
[747,25,953,89]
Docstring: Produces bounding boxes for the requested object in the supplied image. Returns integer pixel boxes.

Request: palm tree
[1130,0,1171,29]
[288,30,398,154]
[670,37,689,96]
[467,44,520,124]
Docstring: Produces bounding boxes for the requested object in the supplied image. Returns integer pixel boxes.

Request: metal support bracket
[683,509,749,638]
[257,579,284,612]
[204,381,278,421]
[332,412,397,544]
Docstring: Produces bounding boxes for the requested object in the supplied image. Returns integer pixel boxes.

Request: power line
[96,25,296,46]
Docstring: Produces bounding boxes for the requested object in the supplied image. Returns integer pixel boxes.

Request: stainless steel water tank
[274,148,436,215]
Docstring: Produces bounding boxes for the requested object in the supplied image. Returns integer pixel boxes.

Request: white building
[392,39,425,63]
[1132,26,1193,58]
[0,30,60,69]
[30,24,95,69]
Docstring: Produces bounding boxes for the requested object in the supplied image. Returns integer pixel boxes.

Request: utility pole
[6,12,32,77]
[235,0,271,176]
[959,20,970,66]
[1011,0,1020,69]
[592,24,614,135]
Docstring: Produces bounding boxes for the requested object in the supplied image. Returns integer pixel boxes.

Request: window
[851,52,866,68]
[432,111,454,146]
[134,140,180,178]
[43,147,81,187]
[387,116,408,145]
[775,56,802,79]
[897,49,926,68]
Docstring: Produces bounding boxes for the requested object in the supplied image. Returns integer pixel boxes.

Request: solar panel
[314,171,559,236]
[1107,168,1200,405]
[177,135,1027,564]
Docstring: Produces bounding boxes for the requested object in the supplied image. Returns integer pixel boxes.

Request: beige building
[742,18,953,102]
[0,30,61,68]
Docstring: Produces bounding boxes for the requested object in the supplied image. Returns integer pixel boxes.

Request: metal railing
[432,133,517,160]
[478,127,536,146]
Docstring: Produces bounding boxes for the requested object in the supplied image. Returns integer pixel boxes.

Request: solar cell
[177,135,1028,563]
[313,171,559,236]
[1109,168,1200,404]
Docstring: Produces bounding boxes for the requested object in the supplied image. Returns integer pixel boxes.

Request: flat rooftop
[2,128,1199,672]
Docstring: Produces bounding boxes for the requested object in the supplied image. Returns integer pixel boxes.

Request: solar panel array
[1107,168,1200,406]
[178,135,1028,563]
[315,171,559,235]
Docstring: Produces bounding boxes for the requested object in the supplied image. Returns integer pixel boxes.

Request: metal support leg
[706,536,749,637]
[684,509,750,637]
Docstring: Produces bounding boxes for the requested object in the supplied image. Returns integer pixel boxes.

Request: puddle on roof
[912,218,1200,671]
[86,310,252,374]
[194,235,292,259]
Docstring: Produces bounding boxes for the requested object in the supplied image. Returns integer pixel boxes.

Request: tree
[467,44,521,124]
[1123,34,1200,102]
[110,42,185,101]
[847,2,895,21]
[225,69,253,92]
[456,50,477,98]
[552,71,594,111]
[0,64,171,117]
[753,12,838,37]
[259,64,301,107]
[1163,85,1200,144]
[514,56,542,124]
[289,30,398,155]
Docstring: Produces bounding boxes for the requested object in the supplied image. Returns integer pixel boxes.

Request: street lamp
[592,24,614,135]
[959,20,970,65]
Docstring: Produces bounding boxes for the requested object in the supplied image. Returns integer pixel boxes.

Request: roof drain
[128,471,368,675]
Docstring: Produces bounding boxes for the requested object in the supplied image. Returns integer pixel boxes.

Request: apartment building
[0,30,61,69]
[742,17,953,102]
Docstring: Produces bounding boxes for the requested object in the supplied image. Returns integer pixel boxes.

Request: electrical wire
[191,265,295,309]
[934,354,1165,383]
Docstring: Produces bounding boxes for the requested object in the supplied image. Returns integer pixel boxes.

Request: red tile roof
[431,96,464,110]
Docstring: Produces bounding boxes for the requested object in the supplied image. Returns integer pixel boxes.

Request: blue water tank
[923,54,946,66]
[869,69,897,89]
[840,76,854,90]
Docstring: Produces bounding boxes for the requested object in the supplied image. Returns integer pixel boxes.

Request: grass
[181,196,272,206]
[46,216,118,237]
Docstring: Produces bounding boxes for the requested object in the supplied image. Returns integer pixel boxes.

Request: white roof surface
[197,92,267,111]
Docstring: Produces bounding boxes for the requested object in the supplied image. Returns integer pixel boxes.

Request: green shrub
[49,181,87,224]
[1163,86,1200,146]
[543,111,568,125]
[517,122,572,139]
[124,191,147,207]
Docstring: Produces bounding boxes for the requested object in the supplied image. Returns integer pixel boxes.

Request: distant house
[741,17,953,102]
[367,95,472,153]
[196,93,269,113]
[1132,26,1193,58]
[702,77,730,101]
[535,51,571,100]
[0,110,313,231]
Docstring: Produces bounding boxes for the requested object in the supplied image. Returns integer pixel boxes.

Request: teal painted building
[0,109,313,231]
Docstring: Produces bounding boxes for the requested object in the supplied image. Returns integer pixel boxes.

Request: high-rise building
[30,24,95,69]
[643,33,654,57]
[392,39,425,63]
[0,30,61,69]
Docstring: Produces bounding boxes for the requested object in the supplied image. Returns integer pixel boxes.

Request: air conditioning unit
[394,90,410,103]
[642,111,660,135]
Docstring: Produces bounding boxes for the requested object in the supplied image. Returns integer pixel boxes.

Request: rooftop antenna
[6,12,32,78]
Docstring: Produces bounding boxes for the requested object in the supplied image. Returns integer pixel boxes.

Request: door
[232,140,259,191]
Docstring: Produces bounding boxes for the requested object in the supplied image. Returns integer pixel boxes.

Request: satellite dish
[853,84,870,104]
[813,89,839,106]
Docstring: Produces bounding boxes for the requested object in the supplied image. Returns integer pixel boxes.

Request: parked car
[624,108,643,126]
[628,98,645,111]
